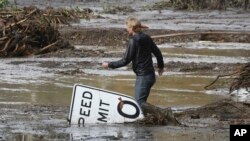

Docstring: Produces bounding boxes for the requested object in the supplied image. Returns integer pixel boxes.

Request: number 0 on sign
[68,84,144,125]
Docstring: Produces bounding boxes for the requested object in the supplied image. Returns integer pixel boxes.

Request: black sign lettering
[97,112,108,122]
[99,99,110,106]
[117,100,140,119]
[79,91,92,119]
[78,117,85,126]
[80,108,90,117]
[82,91,92,99]
[97,99,110,122]
[81,99,92,108]
[99,108,109,112]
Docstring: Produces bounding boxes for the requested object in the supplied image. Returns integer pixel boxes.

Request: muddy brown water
[0,74,221,107]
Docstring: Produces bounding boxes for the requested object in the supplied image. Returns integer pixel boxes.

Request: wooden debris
[151,32,250,39]
[136,103,181,125]
[230,63,250,93]
[204,63,250,93]
[0,6,95,57]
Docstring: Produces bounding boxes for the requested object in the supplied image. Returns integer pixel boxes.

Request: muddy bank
[0,103,69,140]
[60,27,250,47]
[177,99,250,127]
[0,99,249,140]
[6,55,243,76]
[138,99,250,126]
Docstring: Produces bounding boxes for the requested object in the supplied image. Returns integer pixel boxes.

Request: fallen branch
[0,36,8,41]
[151,31,250,39]
[204,63,250,94]
[0,37,13,52]
[4,8,37,29]
[34,41,58,55]
[204,71,241,90]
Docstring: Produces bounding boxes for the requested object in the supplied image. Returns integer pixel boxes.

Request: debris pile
[205,63,250,93]
[230,63,250,93]
[37,7,94,26]
[136,103,181,125]
[1,6,94,25]
[0,6,95,57]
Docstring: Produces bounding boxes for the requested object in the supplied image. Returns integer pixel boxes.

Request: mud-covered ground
[1,0,250,141]
[38,27,249,75]
[1,100,250,140]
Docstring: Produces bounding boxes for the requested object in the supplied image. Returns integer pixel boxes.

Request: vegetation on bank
[0,0,9,8]
[150,0,249,10]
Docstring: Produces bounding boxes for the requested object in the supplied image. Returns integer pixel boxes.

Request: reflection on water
[68,125,153,140]
[6,125,228,141]
[7,134,33,141]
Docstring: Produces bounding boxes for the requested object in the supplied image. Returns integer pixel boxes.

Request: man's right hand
[158,68,164,76]
[102,62,109,68]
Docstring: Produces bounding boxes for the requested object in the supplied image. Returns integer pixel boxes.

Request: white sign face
[68,84,144,125]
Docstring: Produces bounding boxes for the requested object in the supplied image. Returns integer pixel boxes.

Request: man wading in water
[102,17,179,125]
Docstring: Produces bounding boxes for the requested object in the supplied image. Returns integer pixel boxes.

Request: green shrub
[0,0,9,8]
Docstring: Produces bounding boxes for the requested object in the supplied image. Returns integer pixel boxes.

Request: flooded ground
[1,0,250,141]
[0,40,249,140]
[2,40,249,106]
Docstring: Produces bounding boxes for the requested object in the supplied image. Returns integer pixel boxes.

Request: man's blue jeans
[135,73,156,107]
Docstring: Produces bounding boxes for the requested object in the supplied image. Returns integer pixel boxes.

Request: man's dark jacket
[108,32,164,76]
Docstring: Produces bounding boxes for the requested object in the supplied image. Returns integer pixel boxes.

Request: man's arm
[150,38,164,75]
[150,39,164,68]
[108,39,136,69]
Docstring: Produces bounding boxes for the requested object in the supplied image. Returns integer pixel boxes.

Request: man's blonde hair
[126,17,142,33]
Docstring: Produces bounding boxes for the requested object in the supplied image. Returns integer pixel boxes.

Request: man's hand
[102,62,109,68]
[158,68,164,76]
